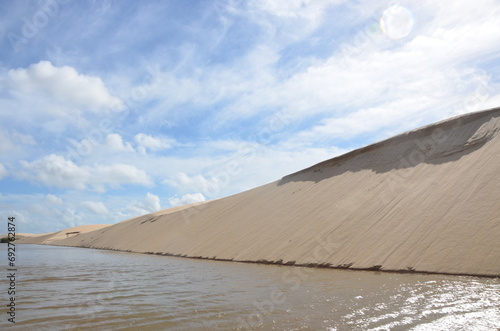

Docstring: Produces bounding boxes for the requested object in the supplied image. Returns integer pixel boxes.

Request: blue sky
[1,0,499,233]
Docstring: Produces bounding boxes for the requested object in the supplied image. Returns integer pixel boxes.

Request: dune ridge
[17,107,500,276]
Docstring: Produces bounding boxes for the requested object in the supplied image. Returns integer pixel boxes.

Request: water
[1,245,499,330]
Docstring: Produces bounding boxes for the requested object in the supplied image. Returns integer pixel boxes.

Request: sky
[1,0,499,234]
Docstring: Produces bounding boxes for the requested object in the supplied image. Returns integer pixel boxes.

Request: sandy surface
[15,225,111,244]
[17,108,500,276]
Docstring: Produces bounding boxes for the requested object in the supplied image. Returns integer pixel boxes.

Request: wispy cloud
[135,133,175,154]
[82,201,109,215]
[0,164,8,180]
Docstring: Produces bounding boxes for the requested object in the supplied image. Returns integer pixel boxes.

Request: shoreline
[16,242,500,279]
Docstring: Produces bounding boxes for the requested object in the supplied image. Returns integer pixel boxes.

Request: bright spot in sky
[380,5,414,39]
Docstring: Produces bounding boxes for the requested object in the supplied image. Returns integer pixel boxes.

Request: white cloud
[81,201,109,215]
[7,61,123,115]
[19,154,89,190]
[126,192,162,216]
[105,134,134,153]
[168,193,206,207]
[482,92,500,110]
[67,133,135,160]
[0,164,7,180]
[61,208,82,229]
[165,172,217,196]
[44,194,63,205]
[0,129,36,160]
[143,192,161,212]
[134,133,174,153]
[18,154,153,192]
[92,164,153,190]
[0,129,36,148]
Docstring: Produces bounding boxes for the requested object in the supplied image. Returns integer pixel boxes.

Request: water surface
[2,244,499,330]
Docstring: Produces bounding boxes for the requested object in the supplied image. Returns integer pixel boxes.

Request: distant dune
[16,224,111,244]
[17,108,500,276]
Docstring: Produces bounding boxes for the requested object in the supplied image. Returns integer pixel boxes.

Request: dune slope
[20,108,500,276]
[16,224,111,244]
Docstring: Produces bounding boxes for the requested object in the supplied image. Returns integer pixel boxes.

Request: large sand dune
[17,108,500,276]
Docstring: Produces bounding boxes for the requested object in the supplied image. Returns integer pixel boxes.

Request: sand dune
[16,224,111,244]
[17,108,500,276]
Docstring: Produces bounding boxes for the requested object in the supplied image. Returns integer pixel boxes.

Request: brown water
[2,245,499,330]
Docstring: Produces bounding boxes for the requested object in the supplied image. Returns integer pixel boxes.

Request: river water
[2,244,499,330]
